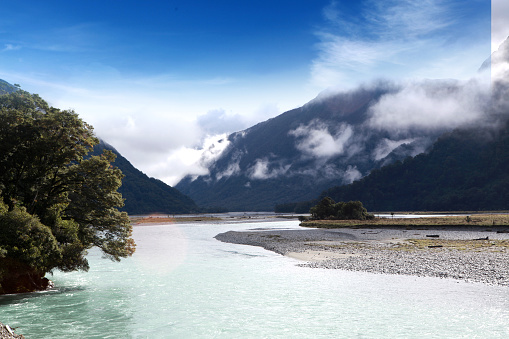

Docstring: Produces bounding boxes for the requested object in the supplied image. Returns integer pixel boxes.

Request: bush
[309,197,373,220]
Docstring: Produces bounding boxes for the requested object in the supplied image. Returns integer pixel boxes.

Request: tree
[309,197,373,220]
[0,89,135,294]
[310,197,336,220]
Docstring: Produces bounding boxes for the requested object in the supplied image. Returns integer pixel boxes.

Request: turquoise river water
[1,219,509,338]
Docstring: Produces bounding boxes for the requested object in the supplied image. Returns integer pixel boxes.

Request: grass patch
[132,216,222,224]
[393,238,509,252]
[301,214,509,228]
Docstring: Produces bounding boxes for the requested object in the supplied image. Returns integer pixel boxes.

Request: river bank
[0,323,24,338]
[215,226,509,286]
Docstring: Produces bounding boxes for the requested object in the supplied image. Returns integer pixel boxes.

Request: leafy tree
[310,197,336,219]
[0,89,135,294]
[310,197,373,220]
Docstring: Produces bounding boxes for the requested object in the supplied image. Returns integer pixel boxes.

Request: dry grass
[131,215,222,224]
[301,214,509,228]
[394,238,509,252]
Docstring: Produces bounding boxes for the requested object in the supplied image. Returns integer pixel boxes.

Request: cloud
[492,0,509,52]
[311,0,489,90]
[144,134,231,186]
[289,120,354,159]
[1,44,21,52]
[367,79,489,134]
[372,138,416,161]
[343,165,362,184]
[197,109,246,135]
[248,158,290,180]
[215,161,241,181]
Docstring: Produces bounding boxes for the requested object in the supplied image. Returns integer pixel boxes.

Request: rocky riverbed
[215,226,509,286]
[0,323,24,338]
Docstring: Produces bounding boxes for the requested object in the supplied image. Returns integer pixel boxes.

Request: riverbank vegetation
[308,198,374,221]
[301,213,509,228]
[0,89,135,295]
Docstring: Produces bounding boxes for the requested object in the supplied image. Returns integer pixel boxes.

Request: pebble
[0,323,24,338]
[215,227,509,286]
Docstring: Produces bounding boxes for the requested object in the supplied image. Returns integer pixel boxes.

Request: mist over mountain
[176,75,489,211]
[285,37,509,213]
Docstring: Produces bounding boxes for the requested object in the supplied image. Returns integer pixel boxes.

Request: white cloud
[248,158,290,180]
[289,120,354,159]
[146,134,231,186]
[492,0,509,53]
[1,44,21,52]
[367,79,489,134]
[197,109,246,135]
[372,138,416,161]
[216,160,241,181]
[343,165,362,184]
[311,0,489,90]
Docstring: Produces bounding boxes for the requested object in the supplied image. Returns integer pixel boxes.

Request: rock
[0,323,24,338]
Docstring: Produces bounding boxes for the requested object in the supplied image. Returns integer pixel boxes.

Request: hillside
[283,37,509,213]
[176,80,483,211]
[316,119,509,212]
[0,80,17,94]
[93,141,200,215]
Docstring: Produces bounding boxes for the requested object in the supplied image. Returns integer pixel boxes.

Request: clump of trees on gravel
[309,197,374,220]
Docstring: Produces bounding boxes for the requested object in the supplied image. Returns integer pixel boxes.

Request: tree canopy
[0,89,135,294]
[309,197,373,220]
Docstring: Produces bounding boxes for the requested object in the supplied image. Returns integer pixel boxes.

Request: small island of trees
[308,197,374,220]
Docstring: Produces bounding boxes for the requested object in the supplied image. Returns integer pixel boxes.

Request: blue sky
[0,0,502,185]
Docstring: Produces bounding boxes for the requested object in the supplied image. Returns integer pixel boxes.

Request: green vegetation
[0,89,135,294]
[282,117,509,214]
[308,197,374,221]
[92,141,200,215]
[320,120,509,212]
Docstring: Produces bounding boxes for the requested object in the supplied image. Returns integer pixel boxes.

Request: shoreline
[215,226,509,286]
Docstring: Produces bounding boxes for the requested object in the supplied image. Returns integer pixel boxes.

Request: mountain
[93,141,200,215]
[316,118,509,212]
[288,37,509,213]
[175,79,481,211]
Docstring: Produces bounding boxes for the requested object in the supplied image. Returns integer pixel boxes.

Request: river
[1,220,508,338]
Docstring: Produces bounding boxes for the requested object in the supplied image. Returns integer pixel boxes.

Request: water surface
[1,220,508,338]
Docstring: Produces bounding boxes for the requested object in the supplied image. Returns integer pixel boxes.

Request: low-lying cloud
[289,120,354,160]
[248,158,291,180]
[367,79,489,134]
[372,138,416,161]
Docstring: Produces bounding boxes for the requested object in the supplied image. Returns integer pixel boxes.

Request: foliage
[92,141,200,214]
[0,89,135,294]
[320,119,509,212]
[309,197,373,220]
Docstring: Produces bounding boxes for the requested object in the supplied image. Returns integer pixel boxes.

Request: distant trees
[310,197,373,220]
[0,89,135,294]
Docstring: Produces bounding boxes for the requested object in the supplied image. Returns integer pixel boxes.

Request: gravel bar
[0,323,24,338]
[215,227,509,286]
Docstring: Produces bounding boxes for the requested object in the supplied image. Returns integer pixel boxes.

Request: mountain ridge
[176,79,482,211]
[93,140,200,215]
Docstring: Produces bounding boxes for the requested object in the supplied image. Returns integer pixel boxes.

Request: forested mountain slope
[176,81,471,211]
[93,141,200,215]
[319,119,509,211]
